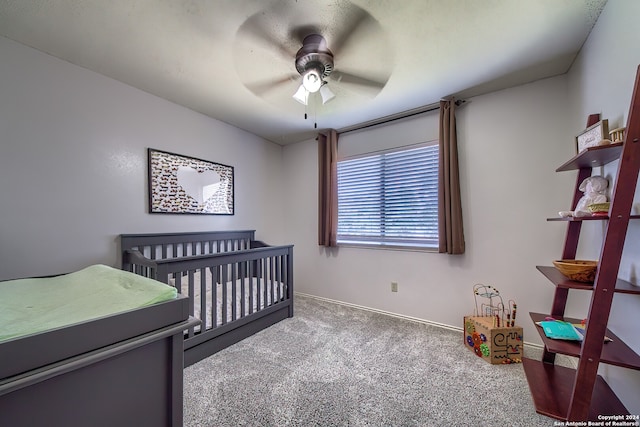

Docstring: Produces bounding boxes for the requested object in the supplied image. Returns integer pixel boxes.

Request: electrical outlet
[391,282,398,292]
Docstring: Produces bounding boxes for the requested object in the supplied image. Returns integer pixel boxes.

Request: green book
[539,320,584,341]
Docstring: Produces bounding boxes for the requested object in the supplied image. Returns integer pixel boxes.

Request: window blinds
[337,143,439,248]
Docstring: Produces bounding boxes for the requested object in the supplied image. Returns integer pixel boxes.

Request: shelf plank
[556,143,624,172]
[537,265,640,294]
[537,266,597,291]
[547,214,640,221]
[529,312,640,369]
[522,357,628,421]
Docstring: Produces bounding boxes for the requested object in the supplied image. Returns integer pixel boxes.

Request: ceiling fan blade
[330,7,375,57]
[332,70,387,89]
[238,15,295,63]
[246,74,298,96]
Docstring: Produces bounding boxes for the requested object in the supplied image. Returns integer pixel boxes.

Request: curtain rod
[337,99,465,135]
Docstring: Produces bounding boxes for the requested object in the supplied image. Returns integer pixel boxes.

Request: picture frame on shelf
[148,148,234,215]
[576,119,609,153]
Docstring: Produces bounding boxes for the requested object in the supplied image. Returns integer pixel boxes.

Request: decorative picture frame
[148,148,234,215]
[576,119,609,153]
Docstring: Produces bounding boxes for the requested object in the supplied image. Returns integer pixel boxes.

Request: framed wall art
[148,148,234,215]
[576,119,609,153]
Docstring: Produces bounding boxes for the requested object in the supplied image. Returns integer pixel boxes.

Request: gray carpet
[183,295,558,426]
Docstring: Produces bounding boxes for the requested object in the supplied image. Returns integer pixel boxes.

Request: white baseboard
[295,291,546,350]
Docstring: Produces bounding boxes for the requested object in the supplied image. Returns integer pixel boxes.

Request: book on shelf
[536,319,613,343]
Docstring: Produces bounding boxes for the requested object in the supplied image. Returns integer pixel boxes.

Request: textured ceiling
[0,0,607,144]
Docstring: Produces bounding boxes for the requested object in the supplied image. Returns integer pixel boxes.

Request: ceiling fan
[292,34,336,106]
[234,2,393,109]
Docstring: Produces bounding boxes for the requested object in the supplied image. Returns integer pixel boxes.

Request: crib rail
[121,230,256,271]
[122,242,293,344]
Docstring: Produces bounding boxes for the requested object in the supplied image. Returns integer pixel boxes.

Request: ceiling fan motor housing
[295,34,334,78]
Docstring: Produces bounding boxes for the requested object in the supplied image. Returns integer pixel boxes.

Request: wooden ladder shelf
[522,64,640,421]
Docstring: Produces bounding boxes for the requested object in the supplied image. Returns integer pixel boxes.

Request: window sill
[336,242,439,253]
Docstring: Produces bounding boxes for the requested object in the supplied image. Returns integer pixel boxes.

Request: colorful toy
[466,284,522,364]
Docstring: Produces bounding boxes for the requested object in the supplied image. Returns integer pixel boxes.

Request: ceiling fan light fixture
[320,83,335,104]
[302,68,322,93]
[292,84,308,105]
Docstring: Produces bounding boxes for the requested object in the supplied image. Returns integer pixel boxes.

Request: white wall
[0,35,285,280]
[566,0,640,414]
[282,75,575,344]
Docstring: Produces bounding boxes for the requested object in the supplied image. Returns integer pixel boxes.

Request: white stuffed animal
[559,176,608,218]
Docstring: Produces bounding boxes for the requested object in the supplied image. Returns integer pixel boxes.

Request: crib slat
[188,270,194,313]
[200,267,207,332]
[231,262,237,321]
[255,259,261,313]
[280,254,285,303]
[213,266,219,328]
[248,260,254,315]
[265,256,271,307]
[262,258,268,309]
[221,264,228,325]
[240,262,246,318]
[270,256,275,306]
[276,255,282,302]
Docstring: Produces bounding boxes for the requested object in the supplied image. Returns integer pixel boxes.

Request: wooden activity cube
[464,316,523,364]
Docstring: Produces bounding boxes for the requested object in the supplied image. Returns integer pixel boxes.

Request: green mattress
[0,264,177,343]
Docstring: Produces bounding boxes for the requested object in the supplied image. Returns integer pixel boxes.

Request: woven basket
[552,260,598,283]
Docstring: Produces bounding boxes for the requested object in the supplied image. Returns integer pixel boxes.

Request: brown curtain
[318,129,339,247]
[438,99,465,254]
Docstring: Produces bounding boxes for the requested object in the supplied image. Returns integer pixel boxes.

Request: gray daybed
[0,265,199,427]
[121,230,294,366]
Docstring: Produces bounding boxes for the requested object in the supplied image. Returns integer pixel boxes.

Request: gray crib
[121,230,293,366]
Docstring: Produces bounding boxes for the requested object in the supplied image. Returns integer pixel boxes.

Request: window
[337,142,439,249]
